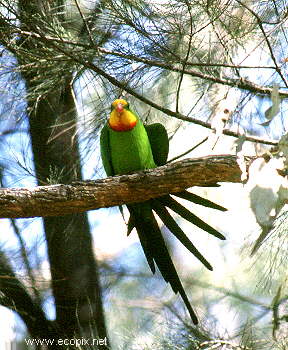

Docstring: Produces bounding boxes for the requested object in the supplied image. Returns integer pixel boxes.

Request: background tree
[0,0,287,349]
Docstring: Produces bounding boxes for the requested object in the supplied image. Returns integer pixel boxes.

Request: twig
[175,1,193,113]
[167,137,209,163]
[8,30,288,96]
[73,0,94,45]
[236,0,288,87]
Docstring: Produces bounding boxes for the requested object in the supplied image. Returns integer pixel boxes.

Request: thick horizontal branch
[0,155,249,219]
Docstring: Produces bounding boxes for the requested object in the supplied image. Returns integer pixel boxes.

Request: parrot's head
[109,99,137,131]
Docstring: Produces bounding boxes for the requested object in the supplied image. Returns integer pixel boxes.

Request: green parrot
[100,98,226,325]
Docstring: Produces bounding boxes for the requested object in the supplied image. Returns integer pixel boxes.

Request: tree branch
[0,155,250,219]
[11,29,288,99]
[0,28,282,146]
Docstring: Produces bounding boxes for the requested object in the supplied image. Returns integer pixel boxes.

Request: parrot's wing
[145,123,169,166]
[100,123,114,176]
[100,123,127,221]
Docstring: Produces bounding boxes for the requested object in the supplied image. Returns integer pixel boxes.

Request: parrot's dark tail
[174,190,227,212]
[157,193,226,240]
[125,191,227,325]
[127,202,199,325]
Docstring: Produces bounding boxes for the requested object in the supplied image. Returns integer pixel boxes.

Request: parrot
[100,98,227,325]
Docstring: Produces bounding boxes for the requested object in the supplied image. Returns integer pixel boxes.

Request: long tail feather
[159,195,226,240]
[127,208,155,273]
[127,203,198,324]
[152,199,213,271]
[174,191,227,212]
[127,215,135,236]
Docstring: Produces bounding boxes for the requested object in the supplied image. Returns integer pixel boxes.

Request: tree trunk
[17,0,109,345]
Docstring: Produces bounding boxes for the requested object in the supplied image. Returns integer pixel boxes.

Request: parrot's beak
[115,103,124,114]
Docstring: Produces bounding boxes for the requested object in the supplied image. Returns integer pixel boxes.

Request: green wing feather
[100,123,114,176]
[145,123,169,166]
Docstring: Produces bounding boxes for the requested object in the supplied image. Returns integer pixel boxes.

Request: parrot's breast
[109,122,156,175]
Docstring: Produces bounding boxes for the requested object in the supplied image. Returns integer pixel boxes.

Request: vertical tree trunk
[17,1,109,345]
[28,78,108,341]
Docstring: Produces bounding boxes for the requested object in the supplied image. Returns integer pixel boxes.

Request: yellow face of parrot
[109,99,137,131]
